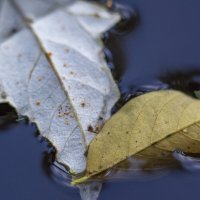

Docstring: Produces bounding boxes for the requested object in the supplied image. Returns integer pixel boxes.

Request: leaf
[74,90,200,183]
[0,0,121,197]
[30,0,121,144]
[0,29,89,172]
[0,0,24,43]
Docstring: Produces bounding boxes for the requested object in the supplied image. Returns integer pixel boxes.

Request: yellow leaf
[73,90,200,184]
[155,128,200,153]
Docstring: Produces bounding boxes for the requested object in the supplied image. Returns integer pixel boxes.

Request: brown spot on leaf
[70,71,75,75]
[65,111,70,115]
[88,124,101,133]
[94,125,101,133]
[80,102,86,108]
[64,48,69,53]
[35,101,41,106]
[88,125,94,132]
[46,52,53,57]
[37,76,44,81]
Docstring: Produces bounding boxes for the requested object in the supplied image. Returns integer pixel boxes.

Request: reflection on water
[173,150,200,171]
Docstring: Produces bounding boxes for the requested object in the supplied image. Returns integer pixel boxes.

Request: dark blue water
[2,0,200,199]
[113,0,200,90]
[106,0,200,107]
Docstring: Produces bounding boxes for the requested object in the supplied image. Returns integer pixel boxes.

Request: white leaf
[0,29,86,172]
[31,1,120,144]
[0,1,120,199]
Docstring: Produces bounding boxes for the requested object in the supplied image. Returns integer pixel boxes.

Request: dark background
[2,0,200,199]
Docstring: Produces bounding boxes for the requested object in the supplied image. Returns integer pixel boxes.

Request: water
[2,0,200,199]
[0,104,79,200]
[105,0,200,108]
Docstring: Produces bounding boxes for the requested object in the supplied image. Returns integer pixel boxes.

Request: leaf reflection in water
[86,147,179,182]
[173,150,200,171]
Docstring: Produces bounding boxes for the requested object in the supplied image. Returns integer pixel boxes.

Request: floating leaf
[31,0,120,144]
[0,0,121,199]
[0,0,120,174]
[74,90,200,184]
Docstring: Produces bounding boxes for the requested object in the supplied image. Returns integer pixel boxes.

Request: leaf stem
[71,176,89,186]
